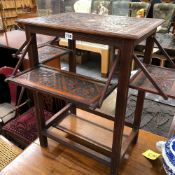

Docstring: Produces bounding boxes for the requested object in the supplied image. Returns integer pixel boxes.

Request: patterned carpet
[126,94,175,138]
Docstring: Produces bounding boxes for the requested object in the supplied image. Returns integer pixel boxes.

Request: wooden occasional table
[7,13,163,175]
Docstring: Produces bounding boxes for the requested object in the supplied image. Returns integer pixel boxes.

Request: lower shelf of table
[44,111,138,165]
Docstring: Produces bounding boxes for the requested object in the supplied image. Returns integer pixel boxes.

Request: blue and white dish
[156,137,175,175]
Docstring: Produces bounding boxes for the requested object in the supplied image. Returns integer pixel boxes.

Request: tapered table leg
[68,39,77,115]
[26,31,48,146]
[68,39,76,73]
[33,92,48,147]
[25,31,38,67]
[111,40,134,175]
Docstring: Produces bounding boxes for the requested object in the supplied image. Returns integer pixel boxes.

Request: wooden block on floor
[61,53,89,64]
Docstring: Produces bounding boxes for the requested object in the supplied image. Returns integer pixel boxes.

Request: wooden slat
[120,130,138,159]
[43,129,111,166]
[55,113,132,154]
[56,113,114,150]
[46,103,72,128]
[78,106,134,128]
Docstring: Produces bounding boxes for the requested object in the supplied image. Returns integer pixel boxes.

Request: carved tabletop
[17,12,163,40]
